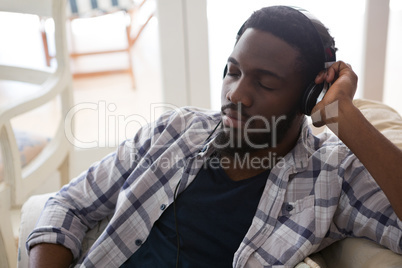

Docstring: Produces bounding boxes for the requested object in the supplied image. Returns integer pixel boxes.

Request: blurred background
[0,0,401,176]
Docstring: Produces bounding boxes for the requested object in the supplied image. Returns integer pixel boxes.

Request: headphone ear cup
[223,64,228,79]
[301,82,325,115]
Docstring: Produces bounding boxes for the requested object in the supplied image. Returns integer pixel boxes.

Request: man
[28,6,402,267]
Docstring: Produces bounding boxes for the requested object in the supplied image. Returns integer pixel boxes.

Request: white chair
[0,0,73,267]
[41,0,155,88]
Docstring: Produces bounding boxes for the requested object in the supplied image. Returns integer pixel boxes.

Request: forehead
[230,28,301,78]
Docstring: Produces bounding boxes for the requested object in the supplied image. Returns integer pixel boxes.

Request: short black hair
[237,6,336,88]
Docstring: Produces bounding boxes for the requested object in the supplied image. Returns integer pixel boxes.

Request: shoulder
[128,107,220,153]
[159,106,220,123]
[292,124,371,182]
[154,106,221,133]
[294,123,351,169]
[310,130,369,179]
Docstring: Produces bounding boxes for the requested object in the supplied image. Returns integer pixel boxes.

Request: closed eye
[227,72,240,78]
[226,60,241,78]
[258,81,274,90]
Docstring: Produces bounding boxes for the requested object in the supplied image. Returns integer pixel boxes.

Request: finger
[314,70,327,84]
[326,65,336,83]
[316,61,353,84]
[333,61,352,73]
[326,61,347,83]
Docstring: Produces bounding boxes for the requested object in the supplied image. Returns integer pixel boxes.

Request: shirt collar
[287,118,316,172]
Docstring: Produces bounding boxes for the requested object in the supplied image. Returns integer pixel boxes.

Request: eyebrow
[227,57,283,80]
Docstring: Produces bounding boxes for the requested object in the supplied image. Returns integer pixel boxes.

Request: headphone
[223,6,336,116]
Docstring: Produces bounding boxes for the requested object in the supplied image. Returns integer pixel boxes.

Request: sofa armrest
[18,193,55,268]
[311,238,402,268]
[18,193,111,267]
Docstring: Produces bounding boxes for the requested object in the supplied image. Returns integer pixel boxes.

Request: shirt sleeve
[25,107,213,260]
[25,136,139,259]
[334,151,402,254]
[25,108,176,260]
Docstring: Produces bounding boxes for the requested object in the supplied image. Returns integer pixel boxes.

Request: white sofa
[17,99,402,267]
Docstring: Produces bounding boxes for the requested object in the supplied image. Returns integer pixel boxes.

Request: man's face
[215,28,305,155]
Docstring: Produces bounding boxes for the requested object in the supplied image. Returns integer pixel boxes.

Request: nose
[225,78,253,107]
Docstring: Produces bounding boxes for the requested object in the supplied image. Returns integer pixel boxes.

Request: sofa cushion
[353,99,402,149]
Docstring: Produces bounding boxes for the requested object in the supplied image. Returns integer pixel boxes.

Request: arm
[27,110,177,264]
[26,138,139,262]
[312,61,402,220]
[29,243,73,268]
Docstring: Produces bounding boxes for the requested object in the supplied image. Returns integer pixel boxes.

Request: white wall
[206,0,402,115]
[156,0,211,109]
[207,0,367,111]
[384,1,402,115]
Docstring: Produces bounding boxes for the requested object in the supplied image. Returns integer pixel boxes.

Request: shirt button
[286,204,294,212]
[135,239,143,246]
[160,204,167,210]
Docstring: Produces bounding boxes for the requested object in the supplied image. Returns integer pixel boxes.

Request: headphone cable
[173,180,181,268]
[173,119,221,267]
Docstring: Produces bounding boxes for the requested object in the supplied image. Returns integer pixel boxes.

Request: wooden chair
[41,0,154,88]
[0,0,73,267]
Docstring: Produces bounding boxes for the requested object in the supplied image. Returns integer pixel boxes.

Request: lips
[222,109,247,128]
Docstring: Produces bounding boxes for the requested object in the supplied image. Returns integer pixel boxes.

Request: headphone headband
[235,6,336,69]
[292,7,336,67]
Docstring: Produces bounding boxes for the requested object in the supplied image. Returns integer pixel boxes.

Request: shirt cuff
[26,226,82,260]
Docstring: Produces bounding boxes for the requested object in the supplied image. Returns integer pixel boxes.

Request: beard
[212,106,298,158]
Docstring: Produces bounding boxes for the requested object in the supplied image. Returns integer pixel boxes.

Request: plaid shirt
[27,107,402,267]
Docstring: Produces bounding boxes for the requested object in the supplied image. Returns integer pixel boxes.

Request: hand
[309,62,402,220]
[310,61,358,127]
